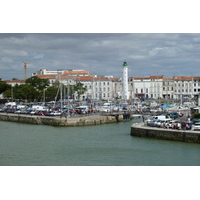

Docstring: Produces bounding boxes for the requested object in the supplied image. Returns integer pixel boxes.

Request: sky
[1,33,200,80]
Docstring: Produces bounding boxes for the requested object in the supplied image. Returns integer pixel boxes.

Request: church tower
[122,60,129,101]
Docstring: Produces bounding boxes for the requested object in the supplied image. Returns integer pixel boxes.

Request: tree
[26,76,50,90]
[45,86,59,102]
[3,84,38,101]
[73,82,87,100]
[26,76,50,101]
[0,79,10,94]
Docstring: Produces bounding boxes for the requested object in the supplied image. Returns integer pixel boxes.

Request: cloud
[1,49,28,57]
[149,46,184,57]
[1,33,200,80]
[33,54,44,59]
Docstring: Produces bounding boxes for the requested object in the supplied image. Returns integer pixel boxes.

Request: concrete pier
[131,123,200,143]
[0,113,128,127]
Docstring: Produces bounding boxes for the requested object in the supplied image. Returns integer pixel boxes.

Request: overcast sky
[1,33,200,80]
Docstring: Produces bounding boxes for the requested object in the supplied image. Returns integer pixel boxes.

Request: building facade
[5,67,200,103]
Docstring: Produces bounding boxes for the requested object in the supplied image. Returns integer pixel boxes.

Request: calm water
[1,118,200,166]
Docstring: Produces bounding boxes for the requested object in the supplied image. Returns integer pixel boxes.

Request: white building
[129,75,164,100]
[32,68,90,76]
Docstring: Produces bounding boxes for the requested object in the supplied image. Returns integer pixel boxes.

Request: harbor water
[1,118,200,166]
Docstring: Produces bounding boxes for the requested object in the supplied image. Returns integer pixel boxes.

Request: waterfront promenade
[131,122,200,144]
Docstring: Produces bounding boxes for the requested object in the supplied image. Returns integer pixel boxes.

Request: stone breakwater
[131,123,200,144]
[0,113,126,127]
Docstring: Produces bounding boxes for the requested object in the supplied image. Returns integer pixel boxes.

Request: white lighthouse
[122,60,129,102]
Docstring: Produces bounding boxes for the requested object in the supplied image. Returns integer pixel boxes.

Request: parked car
[193,122,200,131]
[37,111,48,115]
[49,111,61,116]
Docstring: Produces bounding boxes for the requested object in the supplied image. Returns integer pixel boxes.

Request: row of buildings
[4,65,200,102]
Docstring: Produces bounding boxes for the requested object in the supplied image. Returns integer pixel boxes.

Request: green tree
[0,79,10,94]
[73,82,87,100]
[45,86,60,102]
[26,76,50,101]
[26,76,50,90]
[3,84,38,101]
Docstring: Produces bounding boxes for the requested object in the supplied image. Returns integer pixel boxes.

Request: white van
[152,115,167,120]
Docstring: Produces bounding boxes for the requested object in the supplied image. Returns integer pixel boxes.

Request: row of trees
[0,76,87,102]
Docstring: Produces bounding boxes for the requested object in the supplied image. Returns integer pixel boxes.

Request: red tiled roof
[5,79,25,83]
[63,71,89,75]
[37,75,56,79]
[149,75,164,79]
[130,75,164,80]
[173,76,193,81]
[75,76,94,81]
[93,77,112,81]
[163,78,173,81]
[193,77,200,80]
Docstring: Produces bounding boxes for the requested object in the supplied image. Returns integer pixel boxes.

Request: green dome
[123,60,128,66]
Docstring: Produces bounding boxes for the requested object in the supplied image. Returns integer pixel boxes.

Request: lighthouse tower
[122,60,129,101]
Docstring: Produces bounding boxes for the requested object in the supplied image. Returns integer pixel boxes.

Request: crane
[23,62,31,80]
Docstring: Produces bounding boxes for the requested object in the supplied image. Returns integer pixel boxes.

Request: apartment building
[129,75,163,100]
[173,76,193,101]
[163,77,174,99]
[193,77,200,96]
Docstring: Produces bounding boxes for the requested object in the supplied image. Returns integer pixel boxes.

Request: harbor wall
[0,113,125,126]
[131,123,200,143]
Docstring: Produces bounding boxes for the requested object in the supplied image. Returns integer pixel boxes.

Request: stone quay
[0,112,132,127]
[131,122,200,144]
